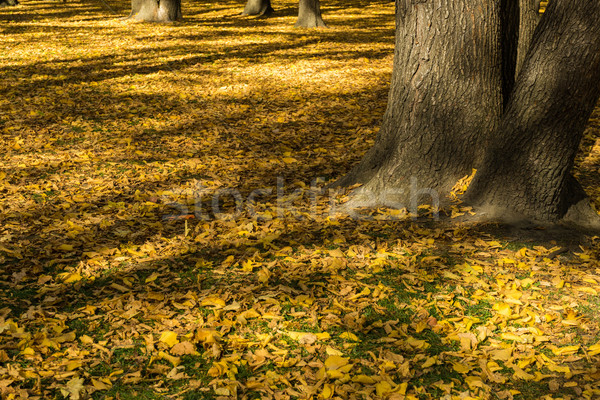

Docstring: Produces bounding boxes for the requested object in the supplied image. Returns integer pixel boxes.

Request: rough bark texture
[501,0,540,107]
[516,0,541,76]
[466,0,600,225]
[295,0,326,28]
[0,0,18,6]
[242,0,273,16]
[129,0,182,22]
[336,0,502,209]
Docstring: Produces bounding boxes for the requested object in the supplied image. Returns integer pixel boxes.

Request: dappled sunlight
[1,0,600,398]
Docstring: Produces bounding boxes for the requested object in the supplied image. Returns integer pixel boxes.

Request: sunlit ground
[1,1,600,399]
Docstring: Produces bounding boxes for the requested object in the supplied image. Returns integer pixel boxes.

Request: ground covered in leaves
[2,0,600,399]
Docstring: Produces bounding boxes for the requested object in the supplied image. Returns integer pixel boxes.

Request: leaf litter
[1,0,600,399]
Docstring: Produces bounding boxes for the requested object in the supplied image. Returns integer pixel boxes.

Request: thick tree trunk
[0,0,18,6]
[336,0,502,210]
[466,0,600,225]
[129,0,182,22]
[295,0,326,28]
[242,0,273,16]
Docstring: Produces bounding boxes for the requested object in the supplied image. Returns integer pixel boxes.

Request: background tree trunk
[242,0,273,16]
[336,0,502,209]
[0,0,18,7]
[129,0,182,22]
[466,0,600,225]
[295,0,326,28]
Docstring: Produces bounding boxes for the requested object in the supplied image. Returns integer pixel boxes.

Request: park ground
[1,0,600,399]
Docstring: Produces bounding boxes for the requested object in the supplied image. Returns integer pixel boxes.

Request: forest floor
[1,0,600,399]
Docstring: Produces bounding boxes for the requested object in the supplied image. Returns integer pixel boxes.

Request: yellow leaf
[587,343,600,356]
[321,383,334,399]
[352,375,376,384]
[159,331,179,348]
[375,381,392,397]
[282,157,297,164]
[62,273,82,284]
[195,329,220,344]
[397,382,408,395]
[241,260,254,272]
[257,268,270,284]
[465,376,485,389]
[315,332,331,340]
[501,332,525,343]
[57,244,74,251]
[406,336,429,349]
[22,347,35,356]
[551,276,565,289]
[145,272,159,283]
[66,361,82,371]
[170,341,199,356]
[79,335,93,344]
[158,351,181,366]
[490,347,512,361]
[325,355,349,370]
[452,362,471,374]
[493,303,512,317]
[91,378,111,390]
[287,331,317,345]
[200,296,226,308]
[422,356,436,368]
[62,376,84,400]
[513,367,535,381]
[546,364,570,373]
[207,361,228,377]
[325,346,344,356]
[577,286,597,295]
[339,332,360,342]
[551,345,579,356]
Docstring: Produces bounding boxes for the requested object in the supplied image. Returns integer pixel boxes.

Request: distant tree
[242,0,273,16]
[242,0,327,28]
[296,0,326,28]
[128,0,181,22]
[337,0,600,227]
[0,0,19,6]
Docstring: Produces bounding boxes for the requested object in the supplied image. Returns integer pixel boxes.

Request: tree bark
[0,0,18,6]
[516,0,541,77]
[501,0,541,107]
[128,0,182,22]
[242,0,274,16]
[296,0,327,28]
[336,0,502,210]
[466,0,600,225]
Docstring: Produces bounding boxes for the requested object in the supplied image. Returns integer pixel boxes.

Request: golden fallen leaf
[170,341,199,356]
[159,331,179,348]
[325,355,349,370]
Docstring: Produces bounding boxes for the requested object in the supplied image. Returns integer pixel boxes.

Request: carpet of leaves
[2,0,600,399]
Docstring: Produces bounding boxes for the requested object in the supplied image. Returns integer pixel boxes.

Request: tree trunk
[242,0,273,16]
[0,0,18,6]
[501,0,541,107]
[295,0,326,28]
[466,0,600,225]
[516,0,541,77]
[129,0,182,22]
[336,0,502,210]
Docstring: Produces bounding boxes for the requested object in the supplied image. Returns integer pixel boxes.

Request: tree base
[126,14,181,22]
[295,17,327,28]
[455,198,600,233]
[241,0,273,17]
